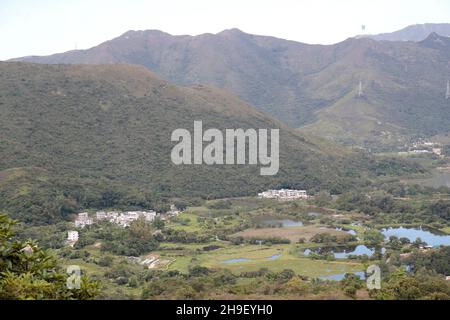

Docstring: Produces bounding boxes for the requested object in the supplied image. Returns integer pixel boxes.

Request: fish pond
[381,226,450,247]
[304,245,385,259]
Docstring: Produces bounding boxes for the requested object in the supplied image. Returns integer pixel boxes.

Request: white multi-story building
[67,230,79,247]
[96,211,107,220]
[67,230,79,242]
[258,189,308,201]
[74,212,93,228]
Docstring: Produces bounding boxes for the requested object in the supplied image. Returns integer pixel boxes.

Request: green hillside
[300,34,450,148]
[0,62,418,224]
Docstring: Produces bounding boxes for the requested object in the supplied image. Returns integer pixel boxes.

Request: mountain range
[364,23,450,42]
[13,24,450,149]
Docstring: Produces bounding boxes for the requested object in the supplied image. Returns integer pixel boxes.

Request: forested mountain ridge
[363,23,450,42]
[13,27,450,148]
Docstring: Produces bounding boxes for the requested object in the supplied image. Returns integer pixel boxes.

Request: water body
[304,245,385,259]
[222,258,251,264]
[260,219,303,227]
[223,254,282,263]
[320,271,366,281]
[381,227,450,247]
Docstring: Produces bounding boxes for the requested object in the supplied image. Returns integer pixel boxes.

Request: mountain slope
[11,29,339,127]
[364,23,450,42]
[1,62,403,224]
[300,34,450,148]
[12,28,450,148]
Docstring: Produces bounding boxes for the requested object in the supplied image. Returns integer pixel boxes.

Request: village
[58,190,450,297]
[66,189,310,249]
[400,140,445,157]
[66,205,181,247]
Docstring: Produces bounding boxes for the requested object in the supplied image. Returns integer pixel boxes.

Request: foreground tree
[370,269,450,300]
[0,214,99,299]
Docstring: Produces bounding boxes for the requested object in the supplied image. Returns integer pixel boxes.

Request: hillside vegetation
[0,62,421,224]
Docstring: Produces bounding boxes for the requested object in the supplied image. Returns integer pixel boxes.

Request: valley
[11,171,450,299]
[1,16,450,301]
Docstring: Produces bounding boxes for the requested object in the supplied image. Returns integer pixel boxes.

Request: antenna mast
[358,24,366,98]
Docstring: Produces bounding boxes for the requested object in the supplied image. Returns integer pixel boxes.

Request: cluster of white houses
[68,205,182,246]
[74,210,157,228]
[95,210,157,227]
[258,189,309,201]
[407,141,443,157]
[74,205,181,229]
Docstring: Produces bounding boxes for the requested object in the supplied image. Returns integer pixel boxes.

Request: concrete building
[67,230,79,247]
[74,212,93,228]
[432,148,443,156]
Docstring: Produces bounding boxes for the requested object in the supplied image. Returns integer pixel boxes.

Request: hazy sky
[1,0,450,60]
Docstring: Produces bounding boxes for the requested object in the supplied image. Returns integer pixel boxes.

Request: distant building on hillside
[169,204,180,216]
[432,148,443,156]
[74,212,93,228]
[96,211,120,222]
[411,149,431,154]
[258,189,308,201]
[67,230,79,247]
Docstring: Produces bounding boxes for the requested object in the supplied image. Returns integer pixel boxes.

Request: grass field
[441,226,450,234]
[231,225,350,242]
[159,242,364,278]
[194,244,363,277]
[165,213,205,232]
